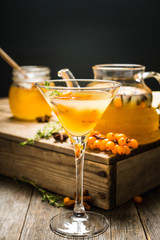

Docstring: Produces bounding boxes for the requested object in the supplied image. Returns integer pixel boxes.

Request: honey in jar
[9,66,52,120]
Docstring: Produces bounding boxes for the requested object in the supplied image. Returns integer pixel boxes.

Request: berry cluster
[87,130,138,155]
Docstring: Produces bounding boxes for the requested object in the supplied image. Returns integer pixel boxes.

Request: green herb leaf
[49,91,54,96]
[49,90,61,97]
[45,81,50,86]
[53,90,61,96]
[20,121,63,146]
[15,177,64,208]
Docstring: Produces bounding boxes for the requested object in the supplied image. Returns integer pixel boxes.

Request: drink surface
[9,85,52,120]
[45,90,112,136]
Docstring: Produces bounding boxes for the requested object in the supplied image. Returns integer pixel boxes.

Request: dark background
[1,0,160,97]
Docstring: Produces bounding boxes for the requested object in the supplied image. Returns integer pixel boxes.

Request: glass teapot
[92,64,160,144]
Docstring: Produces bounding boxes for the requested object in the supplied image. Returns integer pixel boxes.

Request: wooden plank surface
[2,175,160,240]
[19,190,111,240]
[116,147,160,206]
[136,188,160,240]
[110,201,146,240]
[1,175,160,240]
[0,175,33,240]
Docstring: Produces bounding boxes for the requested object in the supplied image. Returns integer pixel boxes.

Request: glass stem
[73,137,86,217]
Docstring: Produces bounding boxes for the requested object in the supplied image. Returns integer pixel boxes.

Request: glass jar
[93,64,160,144]
[9,66,52,120]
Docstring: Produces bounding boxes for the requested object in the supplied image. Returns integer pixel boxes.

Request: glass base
[50,211,109,239]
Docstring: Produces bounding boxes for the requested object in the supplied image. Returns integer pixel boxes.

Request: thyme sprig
[20,121,63,146]
[49,90,61,97]
[14,177,64,207]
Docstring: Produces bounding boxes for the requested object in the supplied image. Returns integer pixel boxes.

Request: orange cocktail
[36,79,120,238]
[44,90,112,136]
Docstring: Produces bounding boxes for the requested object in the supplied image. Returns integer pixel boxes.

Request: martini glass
[36,79,121,238]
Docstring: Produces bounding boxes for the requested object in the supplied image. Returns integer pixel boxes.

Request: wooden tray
[0,98,160,210]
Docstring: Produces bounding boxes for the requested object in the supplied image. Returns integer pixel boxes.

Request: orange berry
[133,196,143,204]
[140,102,146,109]
[118,137,126,146]
[89,143,95,150]
[89,130,95,136]
[102,139,109,145]
[117,145,126,155]
[96,133,106,138]
[93,139,101,149]
[124,145,131,155]
[115,133,126,140]
[64,197,71,204]
[75,144,81,158]
[106,132,115,141]
[106,141,115,150]
[127,139,138,148]
[87,136,96,145]
[114,97,122,108]
[99,139,108,151]
[92,130,100,136]
[99,145,106,151]
[111,144,119,154]
[90,130,99,136]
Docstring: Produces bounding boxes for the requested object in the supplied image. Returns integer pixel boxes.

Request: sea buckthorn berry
[140,102,146,109]
[115,133,126,140]
[91,130,100,136]
[106,141,115,150]
[87,136,96,145]
[64,197,71,204]
[89,144,95,150]
[59,91,74,99]
[75,145,81,158]
[99,139,109,151]
[124,145,131,155]
[98,144,106,151]
[96,133,106,139]
[111,144,119,154]
[106,132,115,141]
[114,98,122,108]
[117,145,126,155]
[93,140,101,149]
[89,130,96,136]
[102,139,109,145]
[57,104,69,113]
[133,196,143,204]
[128,139,138,148]
[118,137,126,146]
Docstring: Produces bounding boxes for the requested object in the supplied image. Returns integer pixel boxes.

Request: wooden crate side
[116,147,160,206]
[0,137,114,210]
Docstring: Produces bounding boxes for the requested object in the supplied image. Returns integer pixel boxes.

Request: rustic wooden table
[0,175,160,240]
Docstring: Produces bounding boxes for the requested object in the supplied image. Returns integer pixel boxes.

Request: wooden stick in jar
[0,48,28,79]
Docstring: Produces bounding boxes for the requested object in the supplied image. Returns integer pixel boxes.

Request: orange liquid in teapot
[9,85,52,120]
[95,87,160,144]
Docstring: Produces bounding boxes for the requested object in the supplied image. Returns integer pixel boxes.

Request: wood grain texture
[1,176,160,240]
[0,175,33,240]
[136,188,160,240]
[0,137,111,209]
[110,201,147,240]
[19,190,65,240]
[19,190,111,240]
[116,147,160,206]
